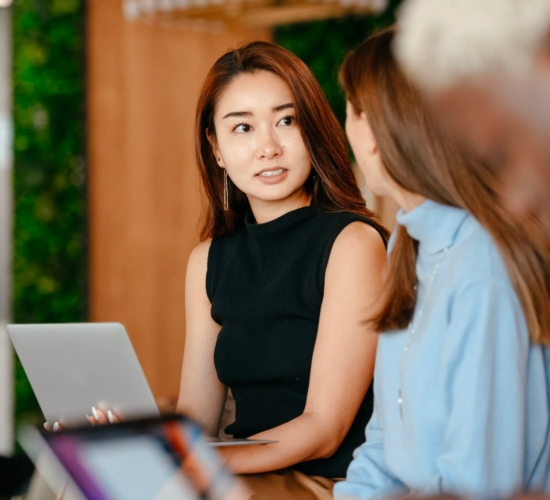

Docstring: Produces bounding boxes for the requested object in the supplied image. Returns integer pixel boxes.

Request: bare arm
[218,222,386,474]
[176,240,227,437]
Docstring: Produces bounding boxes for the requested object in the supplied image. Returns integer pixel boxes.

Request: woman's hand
[43,406,121,432]
[87,407,121,426]
[43,422,62,432]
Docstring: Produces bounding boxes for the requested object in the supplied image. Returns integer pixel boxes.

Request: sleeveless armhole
[317,213,387,292]
[205,238,218,304]
[206,233,239,305]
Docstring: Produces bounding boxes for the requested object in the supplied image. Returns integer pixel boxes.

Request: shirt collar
[396,200,469,254]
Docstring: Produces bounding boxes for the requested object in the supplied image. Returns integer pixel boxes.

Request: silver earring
[223,169,229,211]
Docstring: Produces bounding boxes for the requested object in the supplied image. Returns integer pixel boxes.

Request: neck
[248,189,312,224]
[394,188,426,213]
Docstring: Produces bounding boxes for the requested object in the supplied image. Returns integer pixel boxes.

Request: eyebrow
[222,102,294,119]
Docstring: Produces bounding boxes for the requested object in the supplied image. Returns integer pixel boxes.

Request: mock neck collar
[244,203,318,238]
[396,200,469,254]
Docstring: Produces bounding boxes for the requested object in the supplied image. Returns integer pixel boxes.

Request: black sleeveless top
[207,204,386,478]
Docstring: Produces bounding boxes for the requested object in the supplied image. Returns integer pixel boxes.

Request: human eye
[233,122,253,134]
[277,115,295,127]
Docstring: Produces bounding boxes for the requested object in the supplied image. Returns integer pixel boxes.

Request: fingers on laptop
[108,410,121,424]
[44,411,121,430]
[87,407,120,425]
[43,422,62,432]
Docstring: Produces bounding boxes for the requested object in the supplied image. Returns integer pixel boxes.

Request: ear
[206,128,224,168]
[359,111,378,155]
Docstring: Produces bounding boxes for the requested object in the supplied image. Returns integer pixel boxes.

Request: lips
[257,168,286,177]
[255,167,289,185]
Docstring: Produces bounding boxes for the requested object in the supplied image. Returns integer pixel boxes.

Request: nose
[256,127,283,161]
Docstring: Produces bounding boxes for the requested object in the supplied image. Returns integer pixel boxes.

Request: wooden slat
[232,5,373,29]
[132,1,375,28]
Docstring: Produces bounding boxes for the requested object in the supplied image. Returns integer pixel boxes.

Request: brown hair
[195,40,389,241]
[340,27,550,345]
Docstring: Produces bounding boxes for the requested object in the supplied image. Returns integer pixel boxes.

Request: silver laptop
[8,322,277,447]
[8,322,160,426]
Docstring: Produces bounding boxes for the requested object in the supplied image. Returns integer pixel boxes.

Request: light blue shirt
[334,200,550,498]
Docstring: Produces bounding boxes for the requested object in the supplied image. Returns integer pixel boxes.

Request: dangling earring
[223,169,229,211]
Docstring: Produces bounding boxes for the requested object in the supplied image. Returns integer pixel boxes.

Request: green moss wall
[12,0,87,425]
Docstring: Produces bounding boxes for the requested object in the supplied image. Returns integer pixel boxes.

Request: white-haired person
[395,0,550,220]
[333,28,550,499]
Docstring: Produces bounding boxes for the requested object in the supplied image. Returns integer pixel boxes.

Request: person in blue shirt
[335,27,550,498]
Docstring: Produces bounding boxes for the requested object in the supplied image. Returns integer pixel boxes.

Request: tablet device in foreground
[8,323,159,426]
[20,415,248,500]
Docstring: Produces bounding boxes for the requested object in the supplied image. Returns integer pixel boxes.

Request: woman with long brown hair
[334,28,550,498]
[176,41,388,499]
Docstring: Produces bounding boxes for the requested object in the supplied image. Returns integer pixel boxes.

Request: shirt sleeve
[418,277,531,497]
[333,354,406,499]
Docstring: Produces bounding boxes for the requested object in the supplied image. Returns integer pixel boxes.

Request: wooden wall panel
[87,0,271,402]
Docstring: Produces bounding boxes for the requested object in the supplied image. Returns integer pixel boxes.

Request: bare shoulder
[331,221,387,264]
[188,239,212,268]
[324,221,387,313]
[186,239,213,286]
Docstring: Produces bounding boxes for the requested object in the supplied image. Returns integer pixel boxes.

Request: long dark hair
[340,28,550,345]
[195,40,389,241]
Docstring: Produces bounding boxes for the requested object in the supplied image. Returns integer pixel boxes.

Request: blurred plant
[276,0,402,128]
[12,0,87,426]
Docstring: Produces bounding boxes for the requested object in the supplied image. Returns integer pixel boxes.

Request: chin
[257,190,295,202]
[254,184,303,203]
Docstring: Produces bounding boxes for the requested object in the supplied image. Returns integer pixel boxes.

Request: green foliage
[275,0,402,128]
[12,0,87,426]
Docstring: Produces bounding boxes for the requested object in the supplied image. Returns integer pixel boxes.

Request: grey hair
[395,0,550,90]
